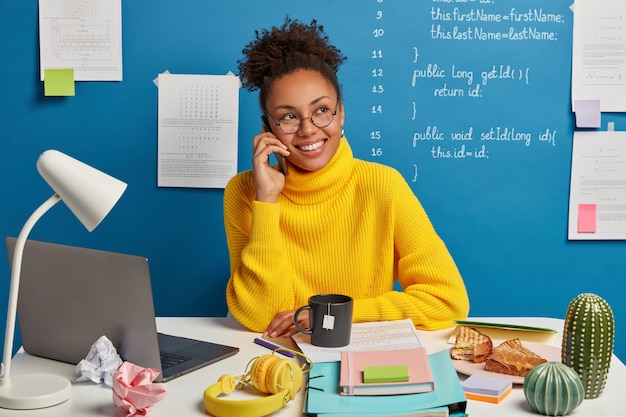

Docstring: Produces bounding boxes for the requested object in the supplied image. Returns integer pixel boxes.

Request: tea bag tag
[322,303,335,330]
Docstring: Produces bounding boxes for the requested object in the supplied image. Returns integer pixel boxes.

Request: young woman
[225,18,469,338]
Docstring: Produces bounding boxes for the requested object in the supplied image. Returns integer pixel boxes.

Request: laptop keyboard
[160,351,192,369]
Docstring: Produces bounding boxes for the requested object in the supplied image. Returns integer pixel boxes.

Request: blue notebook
[308,407,448,417]
[304,350,467,416]
[304,407,451,417]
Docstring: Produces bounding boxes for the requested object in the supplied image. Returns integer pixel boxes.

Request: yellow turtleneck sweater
[224,138,469,332]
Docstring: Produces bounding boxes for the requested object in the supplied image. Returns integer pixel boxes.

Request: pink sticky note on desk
[578,204,596,233]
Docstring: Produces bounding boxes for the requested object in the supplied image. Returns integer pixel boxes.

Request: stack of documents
[339,347,434,396]
[297,320,467,417]
[304,350,466,417]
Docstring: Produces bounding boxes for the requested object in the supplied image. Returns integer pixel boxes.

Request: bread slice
[484,338,547,377]
[450,326,493,363]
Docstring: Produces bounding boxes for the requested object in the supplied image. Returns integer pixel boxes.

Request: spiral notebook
[6,237,239,382]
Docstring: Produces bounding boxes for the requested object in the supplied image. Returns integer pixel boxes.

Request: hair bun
[237,17,346,92]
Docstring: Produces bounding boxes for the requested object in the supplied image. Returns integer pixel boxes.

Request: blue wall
[1,1,625,361]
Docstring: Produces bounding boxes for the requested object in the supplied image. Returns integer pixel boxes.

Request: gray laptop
[5,237,239,382]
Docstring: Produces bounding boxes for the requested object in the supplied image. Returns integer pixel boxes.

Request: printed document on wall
[571,0,626,112]
[569,131,626,240]
[38,0,123,81]
[157,73,239,188]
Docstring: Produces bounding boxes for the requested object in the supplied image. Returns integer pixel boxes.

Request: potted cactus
[561,293,614,399]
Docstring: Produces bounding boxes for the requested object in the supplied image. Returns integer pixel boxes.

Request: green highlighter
[363,365,409,383]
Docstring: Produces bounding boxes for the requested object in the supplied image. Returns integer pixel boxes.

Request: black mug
[293,294,353,347]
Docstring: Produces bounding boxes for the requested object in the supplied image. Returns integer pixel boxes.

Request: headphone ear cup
[249,354,280,394]
[274,359,303,400]
[218,374,236,394]
[249,354,303,399]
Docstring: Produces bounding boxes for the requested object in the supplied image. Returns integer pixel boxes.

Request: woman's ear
[338,100,346,127]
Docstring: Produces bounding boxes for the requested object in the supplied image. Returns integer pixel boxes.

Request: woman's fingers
[265,309,308,338]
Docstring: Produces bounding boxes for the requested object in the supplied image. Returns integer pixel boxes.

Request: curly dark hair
[237,17,347,109]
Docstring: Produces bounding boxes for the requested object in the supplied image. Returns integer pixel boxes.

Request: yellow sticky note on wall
[44,68,75,96]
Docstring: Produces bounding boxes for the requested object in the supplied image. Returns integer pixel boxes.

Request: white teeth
[299,141,324,151]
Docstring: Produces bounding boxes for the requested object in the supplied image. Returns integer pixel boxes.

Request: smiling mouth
[297,140,325,152]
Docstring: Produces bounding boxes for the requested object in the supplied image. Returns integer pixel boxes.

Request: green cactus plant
[561,293,614,399]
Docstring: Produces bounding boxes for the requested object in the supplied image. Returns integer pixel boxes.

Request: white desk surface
[4,316,625,417]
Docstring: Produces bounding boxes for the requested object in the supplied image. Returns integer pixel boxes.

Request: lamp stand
[0,194,72,409]
[0,374,71,409]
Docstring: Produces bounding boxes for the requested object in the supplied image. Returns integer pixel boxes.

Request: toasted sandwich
[485,338,547,377]
[450,326,493,363]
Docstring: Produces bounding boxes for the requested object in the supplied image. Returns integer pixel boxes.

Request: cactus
[524,361,584,416]
[561,293,614,399]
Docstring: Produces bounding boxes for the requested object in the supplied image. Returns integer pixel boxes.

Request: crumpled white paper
[76,335,123,387]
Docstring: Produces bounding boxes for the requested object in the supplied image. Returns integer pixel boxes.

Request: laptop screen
[6,237,163,371]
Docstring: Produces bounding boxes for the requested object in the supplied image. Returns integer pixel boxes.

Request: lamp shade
[36,150,128,232]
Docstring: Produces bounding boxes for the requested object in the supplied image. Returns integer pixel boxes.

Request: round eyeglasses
[264,100,339,134]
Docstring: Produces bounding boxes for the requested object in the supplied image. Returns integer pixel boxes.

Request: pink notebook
[339,348,435,396]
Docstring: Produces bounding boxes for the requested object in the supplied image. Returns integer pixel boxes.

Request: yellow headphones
[203,348,311,417]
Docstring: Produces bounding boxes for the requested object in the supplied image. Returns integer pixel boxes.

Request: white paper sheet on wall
[157,73,239,189]
[571,0,626,112]
[569,131,626,240]
[38,0,123,81]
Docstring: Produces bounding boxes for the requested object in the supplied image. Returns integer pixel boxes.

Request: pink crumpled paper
[112,361,168,416]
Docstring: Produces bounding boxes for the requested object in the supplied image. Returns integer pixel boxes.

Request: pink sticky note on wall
[578,204,596,233]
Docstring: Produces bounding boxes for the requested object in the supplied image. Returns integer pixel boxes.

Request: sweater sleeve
[352,171,470,330]
[223,174,298,332]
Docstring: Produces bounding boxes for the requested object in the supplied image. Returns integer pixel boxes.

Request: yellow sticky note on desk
[44,68,75,96]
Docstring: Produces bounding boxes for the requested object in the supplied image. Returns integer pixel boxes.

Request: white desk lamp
[0,150,127,409]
